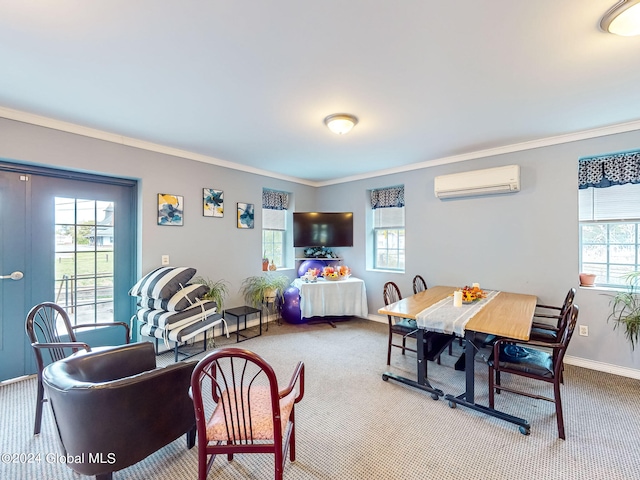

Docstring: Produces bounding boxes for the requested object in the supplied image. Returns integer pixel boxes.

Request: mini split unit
[434,165,521,199]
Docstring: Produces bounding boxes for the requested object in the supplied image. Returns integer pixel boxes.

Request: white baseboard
[364,315,640,380]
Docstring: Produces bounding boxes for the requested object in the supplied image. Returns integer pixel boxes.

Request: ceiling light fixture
[601,0,640,36]
[324,113,358,135]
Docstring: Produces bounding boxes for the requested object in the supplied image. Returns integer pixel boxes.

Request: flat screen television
[293,212,353,247]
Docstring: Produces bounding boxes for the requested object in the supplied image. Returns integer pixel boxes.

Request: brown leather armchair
[42,342,196,480]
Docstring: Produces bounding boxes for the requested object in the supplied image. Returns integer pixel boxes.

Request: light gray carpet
[2,318,640,480]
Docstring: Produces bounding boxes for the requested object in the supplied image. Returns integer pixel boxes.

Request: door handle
[0,271,23,280]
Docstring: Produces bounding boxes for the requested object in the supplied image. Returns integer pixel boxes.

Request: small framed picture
[158,193,184,226]
[237,202,254,229]
[203,188,224,217]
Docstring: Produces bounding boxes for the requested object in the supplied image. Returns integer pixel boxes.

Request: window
[578,151,640,287]
[262,189,290,268]
[371,186,405,271]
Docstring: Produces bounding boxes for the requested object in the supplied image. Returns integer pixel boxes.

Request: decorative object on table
[203,188,223,217]
[297,259,332,277]
[579,272,596,287]
[608,271,640,350]
[321,265,350,281]
[262,254,269,271]
[237,202,254,228]
[158,193,184,226]
[269,259,277,271]
[303,246,337,258]
[239,272,290,309]
[453,290,463,307]
[460,285,486,303]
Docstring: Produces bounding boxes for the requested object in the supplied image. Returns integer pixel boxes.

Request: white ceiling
[1,1,640,185]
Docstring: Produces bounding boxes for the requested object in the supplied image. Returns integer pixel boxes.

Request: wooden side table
[224,306,263,343]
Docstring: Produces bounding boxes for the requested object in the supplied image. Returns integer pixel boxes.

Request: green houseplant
[609,271,640,350]
[240,272,290,309]
[191,276,230,311]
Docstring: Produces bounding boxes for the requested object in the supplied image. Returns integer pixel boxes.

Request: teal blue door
[0,162,137,381]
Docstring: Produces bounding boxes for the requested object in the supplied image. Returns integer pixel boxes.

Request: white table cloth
[292,277,368,318]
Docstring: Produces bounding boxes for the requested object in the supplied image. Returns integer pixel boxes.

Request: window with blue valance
[262,189,290,210]
[578,150,640,189]
[370,185,405,209]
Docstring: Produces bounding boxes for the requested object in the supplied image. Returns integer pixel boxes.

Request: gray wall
[2,117,640,373]
[319,130,640,373]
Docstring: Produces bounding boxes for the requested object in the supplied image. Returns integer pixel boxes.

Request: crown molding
[2,106,640,188]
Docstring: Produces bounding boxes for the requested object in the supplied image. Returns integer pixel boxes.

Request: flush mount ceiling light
[324,113,358,135]
[601,0,640,36]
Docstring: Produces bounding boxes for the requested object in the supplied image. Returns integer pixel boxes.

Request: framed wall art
[158,193,184,226]
[203,188,224,217]
[237,202,254,229]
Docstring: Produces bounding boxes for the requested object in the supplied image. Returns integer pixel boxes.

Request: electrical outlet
[161,255,170,266]
[579,325,589,336]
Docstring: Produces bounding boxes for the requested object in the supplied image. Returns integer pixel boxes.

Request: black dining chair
[487,305,579,439]
[384,282,418,365]
[25,301,130,435]
[528,288,576,343]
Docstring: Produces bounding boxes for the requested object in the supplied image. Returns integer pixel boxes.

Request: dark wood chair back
[25,301,129,435]
[383,281,402,306]
[412,275,428,294]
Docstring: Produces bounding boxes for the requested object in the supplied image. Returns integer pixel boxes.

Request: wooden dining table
[378,285,537,433]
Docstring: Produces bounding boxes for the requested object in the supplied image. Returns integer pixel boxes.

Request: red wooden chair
[190,347,304,480]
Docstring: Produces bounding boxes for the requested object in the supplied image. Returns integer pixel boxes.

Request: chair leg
[488,365,495,408]
[186,425,196,449]
[554,379,566,440]
[34,377,45,435]
[401,336,406,355]
[387,332,392,365]
[289,410,296,461]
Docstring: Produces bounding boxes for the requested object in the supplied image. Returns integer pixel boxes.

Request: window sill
[368,268,405,274]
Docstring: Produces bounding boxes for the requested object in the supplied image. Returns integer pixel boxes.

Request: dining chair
[412,275,427,294]
[190,347,305,480]
[384,281,418,365]
[487,304,579,439]
[25,301,130,435]
[528,288,576,343]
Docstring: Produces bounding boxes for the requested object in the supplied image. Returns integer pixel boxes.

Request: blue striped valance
[578,150,640,189]
[262,189,290,210]
[370,185,405,209]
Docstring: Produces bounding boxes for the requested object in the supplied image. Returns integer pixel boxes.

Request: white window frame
[579,183,640,288]
[373,206,405,271]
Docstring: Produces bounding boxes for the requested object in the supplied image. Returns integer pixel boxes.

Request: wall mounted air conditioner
[434,165,520,199]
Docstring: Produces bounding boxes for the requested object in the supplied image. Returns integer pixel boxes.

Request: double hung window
[262,189,290,268]
[579,151,640,287]
[371,186,405,271]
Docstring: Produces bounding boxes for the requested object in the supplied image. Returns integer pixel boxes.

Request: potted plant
[191,276,230,311]
[608,271,640,350]
[240,272,290,310]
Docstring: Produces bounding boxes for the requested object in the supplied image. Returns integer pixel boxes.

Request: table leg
[381,329,443,400]
[444,330,531,434]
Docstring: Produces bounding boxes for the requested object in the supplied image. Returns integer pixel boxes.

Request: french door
[0,162,137,381]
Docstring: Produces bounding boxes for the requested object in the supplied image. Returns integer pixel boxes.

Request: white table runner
[415,290,499,336]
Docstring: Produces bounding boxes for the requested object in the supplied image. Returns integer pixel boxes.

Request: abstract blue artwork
[237,202,254,229]
[203,188,224,217]
[158,193,183,226]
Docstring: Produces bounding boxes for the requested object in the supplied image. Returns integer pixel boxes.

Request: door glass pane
[55,197,115,325]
